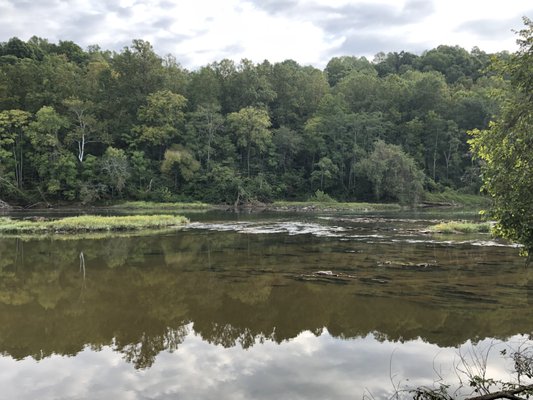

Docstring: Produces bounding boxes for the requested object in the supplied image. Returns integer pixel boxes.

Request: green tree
[0,109,31,189]
[133,90,187,156]
[63,98,102,163]
[469,17,533,255]
[357,140,424,205]
[187,104,224,168]
[30,150,78,200]
[26,106,77,199]
[311,157,339,191]
[161,145,200,190]
[325,56,374,86]
[101,147,130,196]
[129,150,152,193]
[268,60,329,129]
[26,105,68,149]
[227,107,272,177]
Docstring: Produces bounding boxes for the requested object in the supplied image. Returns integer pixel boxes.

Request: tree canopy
[0,31,518,211]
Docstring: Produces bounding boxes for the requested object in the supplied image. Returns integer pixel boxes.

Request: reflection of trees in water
[0,233,531,369]
[118,326,189,369]
[197,323,274,349]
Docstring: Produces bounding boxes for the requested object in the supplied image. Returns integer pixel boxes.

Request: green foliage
[202,165,242,204]
[161,145,200,189]
[0,214,188,234]
[310,157,338,191]
[307,190,337,203]
[0,109,31,191]
[429,221,492,234]
[357,140,424,205]
[133,90,187,153]
[227,106,271,177]
[0,36,518,209]
[469,17,533,255]
[101,147,130,196]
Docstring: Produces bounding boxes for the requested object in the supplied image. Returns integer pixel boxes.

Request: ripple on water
[187,221,347,237]
[187,220,520,248]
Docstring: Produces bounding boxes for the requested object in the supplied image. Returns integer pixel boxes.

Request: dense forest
[0,36,511,206]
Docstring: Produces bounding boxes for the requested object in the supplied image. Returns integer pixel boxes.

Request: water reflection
[0,212,531,398]
[0,329,524,400]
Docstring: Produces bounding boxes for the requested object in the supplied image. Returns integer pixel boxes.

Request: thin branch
[466,384,533,400]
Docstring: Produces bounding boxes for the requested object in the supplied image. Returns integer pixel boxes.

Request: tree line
[0,36,510,206]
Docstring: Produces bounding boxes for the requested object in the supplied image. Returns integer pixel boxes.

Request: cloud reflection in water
[0,327,520,400]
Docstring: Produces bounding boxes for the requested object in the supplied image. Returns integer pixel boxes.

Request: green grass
[0,215,189,234]
[271,201,401,211]
[428,220,492,234]
[111,201,212,210]
[422,189,490,207]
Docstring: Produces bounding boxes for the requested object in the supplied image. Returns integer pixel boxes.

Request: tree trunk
[247,143,251,177]
[432,130,439,181]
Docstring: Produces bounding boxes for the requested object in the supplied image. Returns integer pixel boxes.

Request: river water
[0,210,530,399]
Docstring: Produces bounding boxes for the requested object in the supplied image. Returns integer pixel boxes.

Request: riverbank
[1,191,488,215]
[266,201,402,212]
[110,201,213,210]
[421,190,490,208]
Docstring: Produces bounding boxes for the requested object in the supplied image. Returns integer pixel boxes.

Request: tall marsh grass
[0,215,188,234]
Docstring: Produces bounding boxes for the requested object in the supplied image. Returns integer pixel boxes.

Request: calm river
[0,210,530,399]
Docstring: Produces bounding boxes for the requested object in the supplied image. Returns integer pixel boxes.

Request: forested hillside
[0,37,510,205]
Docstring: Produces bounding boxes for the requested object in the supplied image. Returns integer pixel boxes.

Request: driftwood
[466,384,533,400]
[298,270,357,283]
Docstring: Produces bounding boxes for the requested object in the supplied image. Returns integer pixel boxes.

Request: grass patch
[422,189,490,207]
[0,215,188,234]
[271,201,401,211]
[111,201,212,210]
[428,220,492,234]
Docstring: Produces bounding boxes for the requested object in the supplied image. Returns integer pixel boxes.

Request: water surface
[0,210,530,399]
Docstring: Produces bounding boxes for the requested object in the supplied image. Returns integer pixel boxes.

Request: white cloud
[0,0,530,68]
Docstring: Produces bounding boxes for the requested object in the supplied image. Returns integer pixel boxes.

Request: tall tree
[132,89,187,157]
[227,107,271,177]
[187,104,224,169]
[0,109,31,189]
[357,140,424,205]
[63,98,102,163]
[469,17,533,256]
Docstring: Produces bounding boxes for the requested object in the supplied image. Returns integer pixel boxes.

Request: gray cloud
[332,31,429,58]
[247,0,299,14]
[403,0,435,19]
[154,16,176,30]
[247,0,435,32]
[243,0,436,61]
[457,13,532,40]
[319,1,435,36]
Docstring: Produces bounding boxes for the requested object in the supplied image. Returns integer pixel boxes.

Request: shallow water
[0,210,530,399]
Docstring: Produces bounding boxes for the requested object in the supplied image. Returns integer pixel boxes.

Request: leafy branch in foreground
[469,17,533,256]
[410,340,533,400]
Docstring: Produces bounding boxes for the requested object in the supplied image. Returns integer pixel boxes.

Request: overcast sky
[0,0,531,69]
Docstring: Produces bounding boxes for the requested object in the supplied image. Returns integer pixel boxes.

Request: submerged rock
[297,270,357,284]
